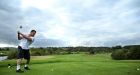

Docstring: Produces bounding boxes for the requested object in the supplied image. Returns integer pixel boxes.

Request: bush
[111,49,128,60]
[0,51,7,56]
[111,47,140,60]
[128,47,140,59]
[31,49,46,56]
[7,49,18,59]
[89,49,95,54]
[88,47,95,54]
[31,51,41,56]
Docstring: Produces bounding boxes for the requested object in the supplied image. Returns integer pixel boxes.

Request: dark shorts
[17,46,30,60]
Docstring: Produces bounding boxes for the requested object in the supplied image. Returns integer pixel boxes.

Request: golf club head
[18,25,23,33]
[20,26,22,29]
[8,64,11,68]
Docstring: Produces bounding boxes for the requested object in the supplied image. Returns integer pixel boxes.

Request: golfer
[16,30,36,73]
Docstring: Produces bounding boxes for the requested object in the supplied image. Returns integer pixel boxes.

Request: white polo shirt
[19,35,34,50]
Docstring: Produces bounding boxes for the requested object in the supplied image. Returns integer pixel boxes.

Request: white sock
[25,64,28,67]
[17,65,20,70]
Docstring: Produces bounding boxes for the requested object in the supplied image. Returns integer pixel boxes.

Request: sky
[0,0,140,47]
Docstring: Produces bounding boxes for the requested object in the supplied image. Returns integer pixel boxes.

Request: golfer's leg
[16,46,24,71]
[24,50,30,70]
[25,59,30,67]
[17,59,22,70]
[27,59,30,64]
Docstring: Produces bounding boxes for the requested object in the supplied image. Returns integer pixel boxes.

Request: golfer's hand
[17,31,21,34]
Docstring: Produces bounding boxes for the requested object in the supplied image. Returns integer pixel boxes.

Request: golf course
[0,53,140,75]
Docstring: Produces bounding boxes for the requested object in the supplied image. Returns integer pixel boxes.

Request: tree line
[0,45,140,60]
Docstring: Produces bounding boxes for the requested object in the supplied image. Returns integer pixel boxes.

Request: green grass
[0,53,140,75]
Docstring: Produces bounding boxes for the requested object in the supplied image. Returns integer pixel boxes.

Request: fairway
[0,54,140,75]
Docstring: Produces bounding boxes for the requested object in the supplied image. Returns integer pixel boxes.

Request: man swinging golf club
[16,29,36,73]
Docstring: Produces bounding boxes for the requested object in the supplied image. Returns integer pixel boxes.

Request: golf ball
[136,68,139,70]
[8,66,11,68]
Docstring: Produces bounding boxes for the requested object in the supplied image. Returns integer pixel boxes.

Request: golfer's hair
[31,30,36,33]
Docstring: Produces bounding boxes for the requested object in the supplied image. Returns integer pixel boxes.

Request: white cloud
[21,0,140,47]
[21,0,58,10]
[0,0,140,47]
[0,44,16,47]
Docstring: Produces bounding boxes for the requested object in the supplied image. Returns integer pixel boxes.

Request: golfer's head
[30,30,36,37]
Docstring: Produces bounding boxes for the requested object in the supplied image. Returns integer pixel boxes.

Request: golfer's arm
[20,33,32,41]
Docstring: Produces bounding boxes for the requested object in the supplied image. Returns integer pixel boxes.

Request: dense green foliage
[111,45,140,60]
[1,45,140,60]
[7,49,18,59]
[111,49,128,60]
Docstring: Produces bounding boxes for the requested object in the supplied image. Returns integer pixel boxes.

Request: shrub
[128,46,140,59]
[111,47,140,60]
[111,49,127,60]
[89,49,95,54]
[0,51,7,56]
[31,51,41,56]
[31,49,46,56]
[7,49,18,59]
[88,47,95,54]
